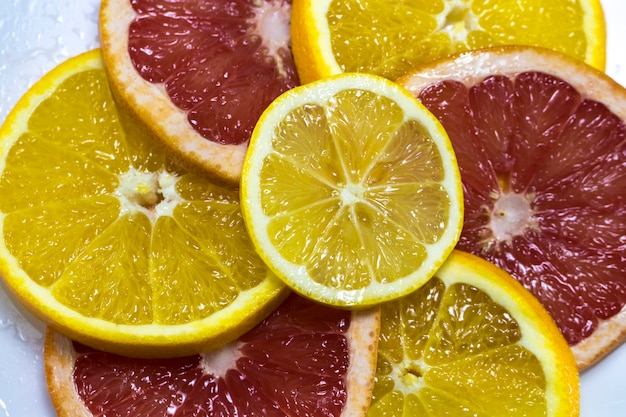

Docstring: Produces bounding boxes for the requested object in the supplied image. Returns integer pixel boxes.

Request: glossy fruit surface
[45,294,380,417]
[398,45,626,369]
[291,0,606,83]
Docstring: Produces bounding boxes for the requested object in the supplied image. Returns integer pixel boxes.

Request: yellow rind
[435,251,579,417]
[371,250,579,416]
[291,0,338,84]
[581,0,607,71]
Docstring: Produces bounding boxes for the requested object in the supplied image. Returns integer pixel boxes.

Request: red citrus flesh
[62,295,363,416]
[127,0,300,145]
[417,71,626,349]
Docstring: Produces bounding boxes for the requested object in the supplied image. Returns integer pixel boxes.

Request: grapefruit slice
[397,45,626,370]
[45,294,380,417]
[100,0,300,183]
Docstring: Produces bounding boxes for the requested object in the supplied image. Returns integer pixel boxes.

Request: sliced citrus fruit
[45,293,380,417]
[0,49,287,358]
[397,45,626,370]
[100,0,300,183]
[369,250,579,417]
[290,0,606,83]
[241,72,463,308]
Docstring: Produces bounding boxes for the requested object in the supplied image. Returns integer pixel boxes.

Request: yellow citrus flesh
[369,250,579,417]
[0,49,287,358]
[291,0,606,83]
[241,73,463,308]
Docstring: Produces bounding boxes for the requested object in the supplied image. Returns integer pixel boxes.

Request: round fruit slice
[45,293,380,417]
[241,73,463,308]
[0,49,287,358]
[100,0,300,184]
[290,0,606,83]
[369,250,579,417]
[397,45,626,370]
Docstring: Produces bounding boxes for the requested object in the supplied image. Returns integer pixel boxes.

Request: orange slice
[100,0,300,183]
[291,0,606,83]
[241,72,463,307]
[0,49,286,358]
[369,250,579,417]
[398,45,626,369]
[45,294,380,416]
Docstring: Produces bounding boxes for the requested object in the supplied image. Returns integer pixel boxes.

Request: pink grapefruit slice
[45,293,380,416]
[398,45,626,370]
[100,0,300,183]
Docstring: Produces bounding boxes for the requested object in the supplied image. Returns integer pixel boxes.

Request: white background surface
[0,0,625,416]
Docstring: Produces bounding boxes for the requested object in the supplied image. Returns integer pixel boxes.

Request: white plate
[0,0,625,415]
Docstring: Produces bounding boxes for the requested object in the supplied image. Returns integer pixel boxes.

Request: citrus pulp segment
[0,49,287,358]
[45,294,380,417]
[398,45,626,369]
[100,0,300,183]
[368,250,579,417]
[290,0,606,84]
[241,73,463,308]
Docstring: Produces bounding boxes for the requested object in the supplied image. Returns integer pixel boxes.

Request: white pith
[114,168,181,221]
[486,190,539,246]
[389,356,428,395]
[398,46,626,370]
[340,182,364,206]
[252,0,292,78]
[200,340,244,377]
[437,0,484,45]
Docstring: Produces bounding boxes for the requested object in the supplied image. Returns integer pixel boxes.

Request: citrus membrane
[100,0,300,183]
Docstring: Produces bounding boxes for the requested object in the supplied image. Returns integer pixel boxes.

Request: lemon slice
[369,250,579,417]
[241,73,463,307]
[0,49,287,358]
[291,0,606,83]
